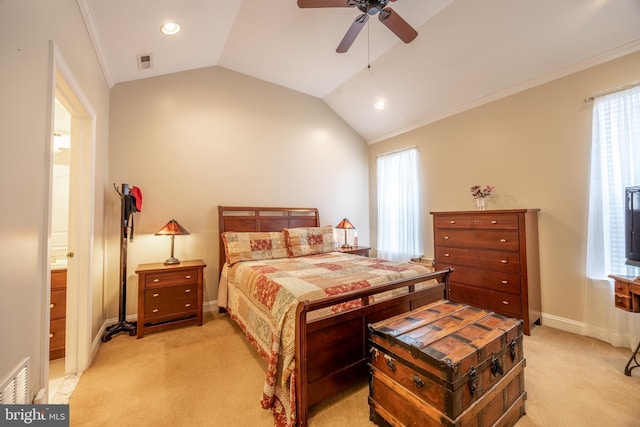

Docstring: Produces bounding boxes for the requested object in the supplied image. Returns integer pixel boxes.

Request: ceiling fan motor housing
[357,0,389,15]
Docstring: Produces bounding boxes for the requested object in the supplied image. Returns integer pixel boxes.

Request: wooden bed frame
[218,206,451,426]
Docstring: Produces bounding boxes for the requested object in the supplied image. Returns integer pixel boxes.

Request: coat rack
[101,183,139,342]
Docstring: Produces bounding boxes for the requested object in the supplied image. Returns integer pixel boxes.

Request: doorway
[46,42,96,403]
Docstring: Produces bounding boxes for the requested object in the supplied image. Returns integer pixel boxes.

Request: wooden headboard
[217,206,320,272]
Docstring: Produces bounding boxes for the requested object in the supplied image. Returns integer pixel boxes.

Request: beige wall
[369,51,640,330]
[107,66,369,318]
[0,0,110,397]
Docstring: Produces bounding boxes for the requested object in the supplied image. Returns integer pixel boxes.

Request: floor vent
[0,358,29,404]
[137,53,153,70]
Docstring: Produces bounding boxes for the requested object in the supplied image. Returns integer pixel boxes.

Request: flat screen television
[626,186,640,266]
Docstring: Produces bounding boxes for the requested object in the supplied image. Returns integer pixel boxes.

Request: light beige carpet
[69,312,640,426]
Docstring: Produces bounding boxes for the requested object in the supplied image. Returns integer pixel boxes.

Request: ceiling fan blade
[378,7,418,44]
[297,0,356,8]
[336,13,368,53]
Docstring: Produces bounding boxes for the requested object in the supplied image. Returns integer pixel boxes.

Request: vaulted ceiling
[79,0,640,143]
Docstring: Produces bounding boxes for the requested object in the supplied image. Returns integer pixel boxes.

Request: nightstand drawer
[145,269,198,287]
[145,283,197,302]
[144,297,198,322]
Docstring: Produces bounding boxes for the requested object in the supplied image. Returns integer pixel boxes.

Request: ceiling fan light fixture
[374,100,386,111]
[161,22,181,36]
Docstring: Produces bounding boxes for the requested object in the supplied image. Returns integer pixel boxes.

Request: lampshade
[155,219,189,265]
[335,218,355,230]
[335,218,355,248]
[155,219,190,236]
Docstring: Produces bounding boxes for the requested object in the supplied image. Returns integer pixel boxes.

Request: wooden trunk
[368,299,526,427]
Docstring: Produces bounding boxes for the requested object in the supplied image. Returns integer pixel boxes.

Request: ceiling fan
[297,0,418,53]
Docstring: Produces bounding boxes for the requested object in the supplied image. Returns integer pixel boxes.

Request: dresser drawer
[473,214,520,230]
[50,289,66,320]
[449,283,522,317]
[436,246,520,273]
[50,318,66,349]
[434,215,473,229]
[145,283,198,302]
[434,230,520,251]
[145,269,198,287]
[51,269,67,291]
[447,265,521,295]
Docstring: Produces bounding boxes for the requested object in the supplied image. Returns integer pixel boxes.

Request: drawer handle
[501,259,508,264]
[49,333,54,338]
[185,303,191,308]
[185,289,191,293]
[491,220,498,224]
[500,239,507,243]
[185,275,192,279]
[444,236,449,240]
[153,308,159,313]
[50,303,55,309]
[152,293,160,297]
[501,280,509,284]
[502,300,509,305]
[449,220,456,224]
[412,375,425,388]
[444,253,450,257]
[153,278,160,283]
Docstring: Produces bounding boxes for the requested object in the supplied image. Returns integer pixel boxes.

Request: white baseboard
[540,312,586,336]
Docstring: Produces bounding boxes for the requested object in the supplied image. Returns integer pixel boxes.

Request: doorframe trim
[45,41,96,394]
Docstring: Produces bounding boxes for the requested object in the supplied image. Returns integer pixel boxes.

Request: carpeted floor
[69,311,640,426]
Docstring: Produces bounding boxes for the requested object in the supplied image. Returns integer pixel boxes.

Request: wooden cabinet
[431,209,541,335]
[336,246,370,257]
[135,260,206,338]
[50,269,67,360]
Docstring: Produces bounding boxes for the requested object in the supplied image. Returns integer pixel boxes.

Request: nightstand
[336,246,370,257]
[135,259,206,338]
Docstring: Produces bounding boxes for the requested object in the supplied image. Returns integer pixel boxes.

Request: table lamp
[155,219,190,265]
[335,218,355,249]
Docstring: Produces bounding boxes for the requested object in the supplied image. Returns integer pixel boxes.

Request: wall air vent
[137,53,153,70]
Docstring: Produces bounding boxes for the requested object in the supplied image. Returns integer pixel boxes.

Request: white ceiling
[79,0,640,143]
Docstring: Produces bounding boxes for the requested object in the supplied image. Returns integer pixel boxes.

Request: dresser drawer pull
[501,259,508,264]
[153,308,159,313]
[412,375,425,388]
[444,236,449,240]
[153,278,160,283]
[501,280,509,284]
[50,303,55,309]
[185,289,191,293]
[500,239,507,243]
[153,293,160,297]
[449,220,456,224]
[185,275,192,279]
[444,253,450,257]
[491,220,498,224]
[49,333,54,339]
[185,303,191,308]
[502,300,509,305]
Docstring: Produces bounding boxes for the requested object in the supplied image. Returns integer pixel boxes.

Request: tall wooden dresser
[431,209,541,335]
[50,269,67,360]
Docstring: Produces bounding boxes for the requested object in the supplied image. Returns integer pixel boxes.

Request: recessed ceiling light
[161,22,181,36]
[374,100,385,111]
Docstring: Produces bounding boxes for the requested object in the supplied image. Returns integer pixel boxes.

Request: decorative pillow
[222,231,288,266]
[284,226,336,257]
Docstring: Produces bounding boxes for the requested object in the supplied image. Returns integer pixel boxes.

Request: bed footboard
[294,267,453,426]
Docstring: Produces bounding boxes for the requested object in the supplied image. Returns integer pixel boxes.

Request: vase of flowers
[470,185,494,210]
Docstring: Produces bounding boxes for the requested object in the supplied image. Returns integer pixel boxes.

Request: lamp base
[164,256,181,265]
[341,244,352,249]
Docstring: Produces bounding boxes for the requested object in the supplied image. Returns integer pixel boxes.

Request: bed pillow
[284,226,336,257]
[222,231,288,266]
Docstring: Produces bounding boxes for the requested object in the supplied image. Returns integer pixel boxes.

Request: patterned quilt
[218,252,435,427]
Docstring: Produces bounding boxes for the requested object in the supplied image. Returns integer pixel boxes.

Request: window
[376,147,421,261]
[586,85,640,279]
